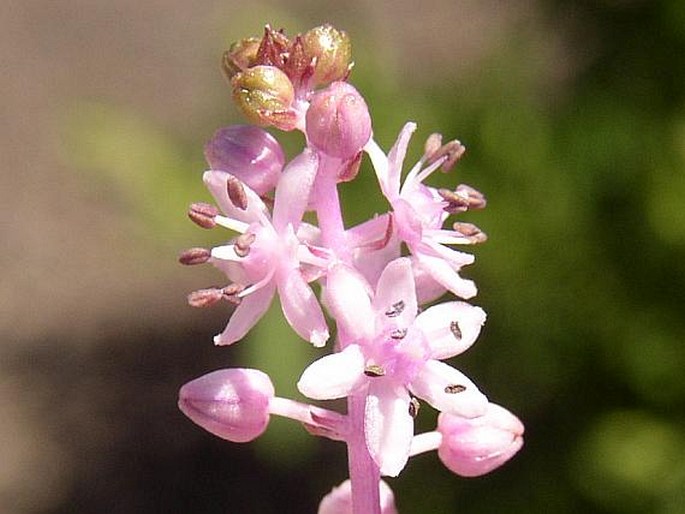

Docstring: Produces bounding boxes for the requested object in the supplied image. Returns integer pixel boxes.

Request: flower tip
[178,368,275,443]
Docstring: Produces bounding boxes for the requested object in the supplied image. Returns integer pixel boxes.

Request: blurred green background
[2,0,684,513]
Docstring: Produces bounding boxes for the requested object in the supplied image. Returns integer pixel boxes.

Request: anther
[221,284,245,305]
[234,232,256,257]
[455,184,487,210]
[188,202,219,229]
[444,384,467,394]
[423,133,443,161]
[384,300,406,318]
[364,365,386,377]
[408,397,420,418]
[452,222,488,244]
[449,321,462,340]
[178,247,211,265]
[424,136,466,173]
[187,288,224,308]
[390,328,408,340]
[226,175,248,210]
[438,188,470,213]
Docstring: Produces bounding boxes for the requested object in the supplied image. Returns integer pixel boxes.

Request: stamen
[390,328,408,339]
[449,321,462,339]
[384,300,405,318]
[423,133,443,161]
[226,175,248,210]
[444,384,467,394]
[178,247,211,265]
[437,188,470,213]
[408,397,420,418]
[234,232,256,257]
[424,137,465,173]
[188,202,219,229]
[187,288,224,308]
[364,365,386,377]
[452,222,488,244]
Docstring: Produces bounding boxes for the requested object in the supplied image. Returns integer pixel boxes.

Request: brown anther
[390,328,408,340]
[187,288,224,308]
[178,247,211,265]
[384,300,406,318]
[449,321,462,340]
[423,133,443,161]
[455,184,487,210]
[188,202,219,229]
[453,222,488,244]
[438,188,470,213]
[234,232,256,258]
[364,365,386,377]
[221,283,245,305]
[408,397,420,418]
[226,176,248,210]
[444,384,467,394]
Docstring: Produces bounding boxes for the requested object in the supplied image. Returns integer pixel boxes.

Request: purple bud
[178,368,274,443]
[305,82,371,160]
[437,403,524,477]
[204,125,285,195]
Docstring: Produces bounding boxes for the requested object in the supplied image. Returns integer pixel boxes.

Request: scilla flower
[298,257,488,476]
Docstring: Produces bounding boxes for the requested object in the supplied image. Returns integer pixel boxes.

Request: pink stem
[312,152,381,514]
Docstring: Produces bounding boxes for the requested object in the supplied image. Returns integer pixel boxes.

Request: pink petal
[365,381,413,477]
[325,263,375,342]
[213,283,276,345]
[414,301,486,360]
[411,256,448,304]
[409,360,488,418]
[203,170,270,225]
[386,122,417,198]
[272,148,319,232]
[297,345,366,400]
[373,257,418,330]
[278,269,329,347]
[414,249,477,299]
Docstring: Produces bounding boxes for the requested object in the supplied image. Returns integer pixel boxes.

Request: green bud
[222,37,261,80]
[302,24,352,86]
[231,65,295,128]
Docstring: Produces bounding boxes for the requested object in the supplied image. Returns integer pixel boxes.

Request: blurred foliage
[59,1,685,513]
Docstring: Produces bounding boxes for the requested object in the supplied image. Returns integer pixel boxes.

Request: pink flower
[437,403,524,477]
[364,122,482,299]
[298,258,488,476]
[318,479,398,514]
[205,148,330,346]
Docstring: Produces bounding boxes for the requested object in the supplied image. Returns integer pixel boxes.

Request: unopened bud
[178,247,211,265]
[205,125,285,196]
[188,202,219,229]
[302,24,352,86]
[178,368,275,443]
[305,82,371,160]
[231,65,296,129]
[437,403,524,477]
[221,37,261,80]
[318,479,398,514]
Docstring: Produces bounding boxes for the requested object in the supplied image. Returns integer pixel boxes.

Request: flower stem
[347,393,381,514]
[312,155,351,262]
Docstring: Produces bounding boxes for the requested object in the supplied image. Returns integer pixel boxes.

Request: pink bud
[305,82,371,160]
[318,479,398,514]
[437,403,524,477]
[178,368,274,443]
[204,125,285,195]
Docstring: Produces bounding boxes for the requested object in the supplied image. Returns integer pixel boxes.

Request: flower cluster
[178,24,523,514]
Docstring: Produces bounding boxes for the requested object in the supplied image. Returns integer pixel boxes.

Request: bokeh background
[2,0,685,512]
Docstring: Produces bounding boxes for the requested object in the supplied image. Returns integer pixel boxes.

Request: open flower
[364,122,485,299]
[298,258,488,476]
[205,148,330,346]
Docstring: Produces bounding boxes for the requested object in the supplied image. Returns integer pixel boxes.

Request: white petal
[414,249,477,299]
[409,360,488,418]
[272,148,318,232]
[372,257,418,331]
[414,301,486,359]
[365,381,413,477]
[325,263,375,342]
[297,345,366,400]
